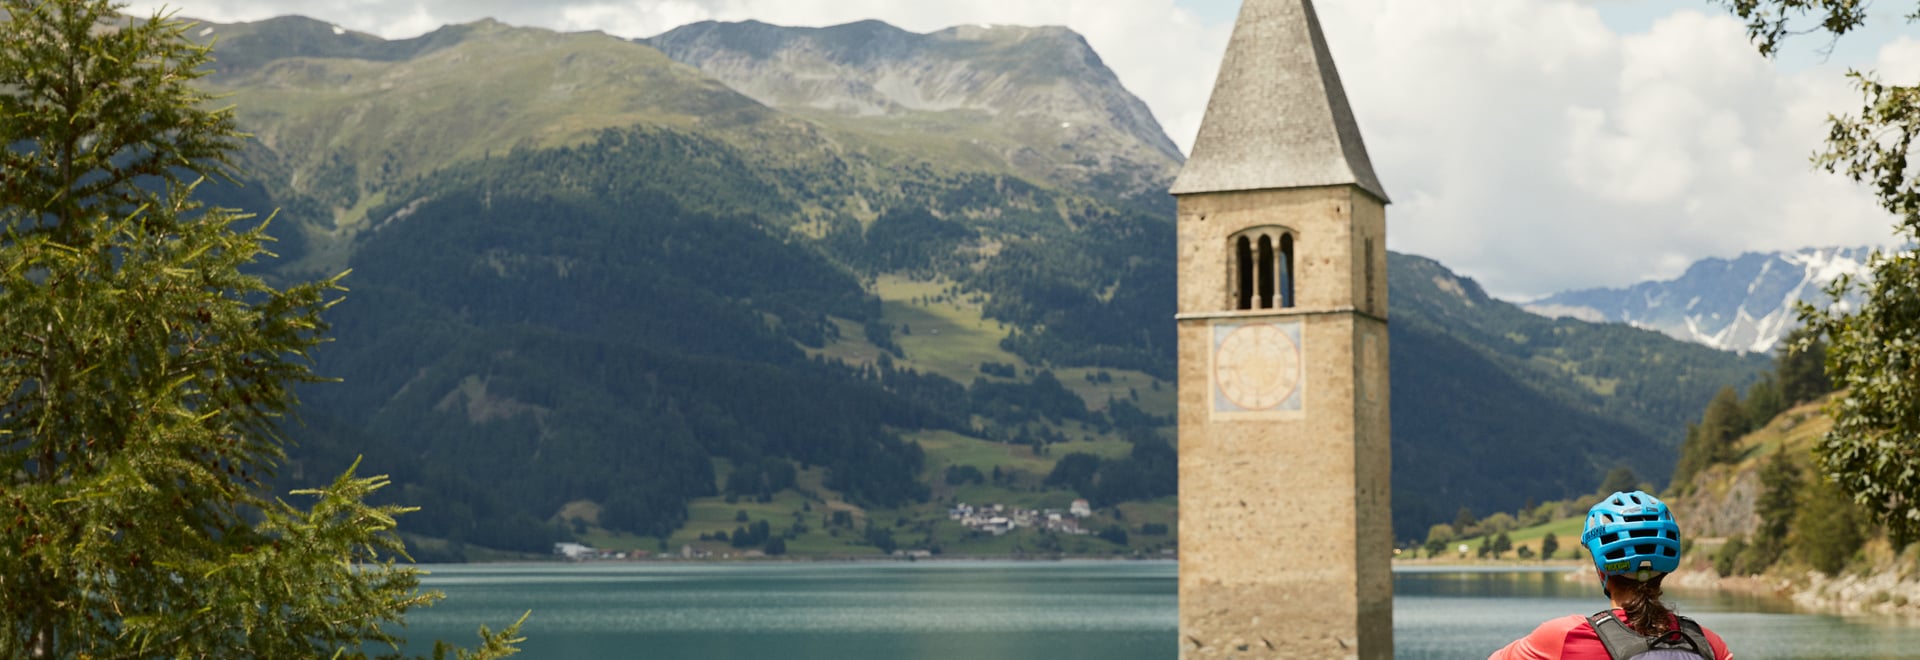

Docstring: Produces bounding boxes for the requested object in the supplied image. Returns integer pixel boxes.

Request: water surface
[402,562,1920,658]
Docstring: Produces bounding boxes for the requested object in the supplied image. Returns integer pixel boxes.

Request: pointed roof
[1171,0,1388,202]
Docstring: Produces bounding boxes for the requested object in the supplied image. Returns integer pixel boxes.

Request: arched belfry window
[1228,228,1296,311]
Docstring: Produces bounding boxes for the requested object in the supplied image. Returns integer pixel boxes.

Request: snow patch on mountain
[1524,246,1876,353]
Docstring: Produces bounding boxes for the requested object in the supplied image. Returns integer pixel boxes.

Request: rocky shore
[1669,565,1920,620]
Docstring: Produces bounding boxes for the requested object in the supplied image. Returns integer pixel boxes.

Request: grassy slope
[208,21,755,195]
[564,271,1176,558]
[1453,396,1838,563]
[858,275,1171,414]
[200,19,771,278]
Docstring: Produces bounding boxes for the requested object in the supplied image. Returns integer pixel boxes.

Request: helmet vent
[1601,532,1620,544]
[1604,548,1626,560]
[1663,547,1677,557]
[1635,543,1656,556]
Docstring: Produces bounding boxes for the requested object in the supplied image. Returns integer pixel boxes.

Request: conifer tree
[1774,325,1830,405]
[1751,447,1802,569]
[1673,386,1747,488]
[0,1,519,655]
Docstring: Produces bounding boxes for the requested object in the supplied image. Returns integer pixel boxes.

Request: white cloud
[124,0,1904,297]
[1880,36,1920,82]
[1310,0,1894,297]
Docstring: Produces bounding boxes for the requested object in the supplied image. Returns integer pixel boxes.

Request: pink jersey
[1489,610,1733,660]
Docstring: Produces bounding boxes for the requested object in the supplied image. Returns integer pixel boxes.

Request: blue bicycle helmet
[1581,490,1681,581]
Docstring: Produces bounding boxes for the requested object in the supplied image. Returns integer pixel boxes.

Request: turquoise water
[399,562,1920,658]
[1395,566,1920,659]
[404,562,1174,659]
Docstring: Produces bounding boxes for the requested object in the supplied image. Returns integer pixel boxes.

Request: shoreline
[430,553,1920,623]
[1670,568,1920,621]
[450,553,1179,565]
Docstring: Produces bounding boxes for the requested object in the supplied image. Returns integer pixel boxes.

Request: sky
[123,0,1919,299]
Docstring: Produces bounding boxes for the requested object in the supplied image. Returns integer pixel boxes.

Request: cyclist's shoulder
[1489,615,1602,660]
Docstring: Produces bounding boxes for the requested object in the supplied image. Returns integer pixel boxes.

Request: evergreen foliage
[944,464,987,486]
[1040,430,1176,507]
[1714,535,1748,577]
[1722,0,1920,545]
[1791,476,1869,574]
[1423,525,1453,558]
[297,158,942,543]
[1742,373,1785,429]
[1599,466,1641,495]
[1775,326,1832,405]
[1673,386,1749,487]
[1749,447,1803,571]
[1453,507,1477,533]
[863,522,897,554]
[1387,252,1768,538]
[0,1,517,655]
[725,456,799,501]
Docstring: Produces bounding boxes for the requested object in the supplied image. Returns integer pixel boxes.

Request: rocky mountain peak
[1526,245,1878,353]
[188,14,494,79]
[643,19,1182,197]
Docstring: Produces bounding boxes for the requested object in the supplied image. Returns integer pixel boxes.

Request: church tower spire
[1171,0,1388,203]
[1173,0,1393,657]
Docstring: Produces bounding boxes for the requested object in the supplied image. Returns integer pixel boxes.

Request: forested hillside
[180,16,1184,555]
[1389,253,1769,534]
[178,15,1771,552]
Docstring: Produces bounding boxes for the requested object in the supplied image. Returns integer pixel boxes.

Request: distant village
[948,499,1095,536]
[552,498,1098,561]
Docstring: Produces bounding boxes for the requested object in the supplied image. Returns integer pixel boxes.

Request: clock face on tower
[1211,321,1304,417]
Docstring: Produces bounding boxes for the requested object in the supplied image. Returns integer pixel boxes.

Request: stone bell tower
[1171,0,1391,657]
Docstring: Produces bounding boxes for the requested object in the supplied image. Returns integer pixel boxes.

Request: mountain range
[175,15,1768,549]
[643,19,1182,203]
[1526,246,1875,353]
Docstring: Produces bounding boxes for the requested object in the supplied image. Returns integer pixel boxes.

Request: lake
[398,562,1920,658]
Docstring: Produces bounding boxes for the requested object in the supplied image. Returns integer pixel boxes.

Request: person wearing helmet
[1489,491,1734,659]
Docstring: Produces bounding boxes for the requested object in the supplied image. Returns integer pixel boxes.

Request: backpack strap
[1588,610,1649,660]
[1665,615,1714,658]
[1587,610,1715,659]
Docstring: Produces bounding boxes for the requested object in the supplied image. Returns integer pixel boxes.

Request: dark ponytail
[1609,574,1672,636]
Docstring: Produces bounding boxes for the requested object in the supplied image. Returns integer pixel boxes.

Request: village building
[553,542,595,561]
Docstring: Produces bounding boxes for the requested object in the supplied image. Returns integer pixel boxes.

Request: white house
[1070,499,1092,518]
[985,516,1013,535]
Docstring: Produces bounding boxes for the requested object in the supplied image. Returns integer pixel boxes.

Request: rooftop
[1170,0,1389,202]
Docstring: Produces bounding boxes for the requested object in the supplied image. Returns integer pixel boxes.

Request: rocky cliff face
[1526,246,1876,354]
[644,20,1182,198]
[1673,463,1762,539]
